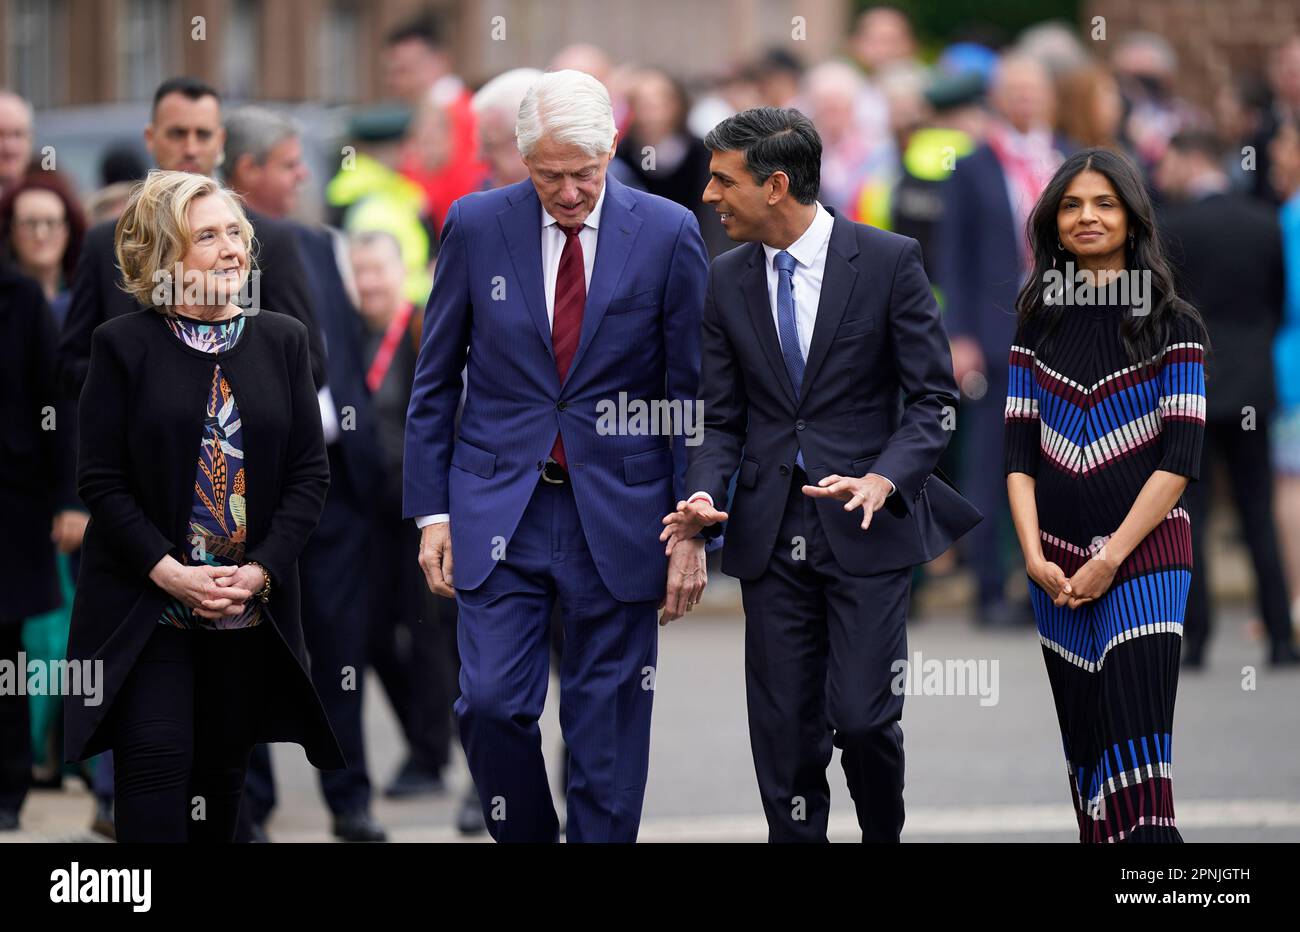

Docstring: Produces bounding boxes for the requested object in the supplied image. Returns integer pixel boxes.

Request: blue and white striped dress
[1004,305,1207,843]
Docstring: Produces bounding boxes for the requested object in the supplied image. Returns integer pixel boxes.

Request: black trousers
[0,622,31,815]
[1184,419,1294,657]
[741,471,911,843]
[109,623,270,843]
[367,516,458,773]
[243,485,376,823]
[959,365,1014,608]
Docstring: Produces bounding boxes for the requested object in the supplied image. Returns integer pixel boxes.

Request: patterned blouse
[158,313,262,630]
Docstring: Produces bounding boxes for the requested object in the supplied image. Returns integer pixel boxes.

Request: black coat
[293,223,384,506]
[1160,191,1284,421]
[616,132,732,259]
[64,308,344,769]
[57,212,328,399]
[0,266,77,622]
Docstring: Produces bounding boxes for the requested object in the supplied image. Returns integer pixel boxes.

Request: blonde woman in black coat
[65,170,343,842]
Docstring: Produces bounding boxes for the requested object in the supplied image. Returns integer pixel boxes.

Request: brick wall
[1085,0,1300,108]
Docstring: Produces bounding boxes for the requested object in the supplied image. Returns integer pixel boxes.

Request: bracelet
[245,561,272,602]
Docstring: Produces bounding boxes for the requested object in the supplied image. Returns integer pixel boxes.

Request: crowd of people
[2,6,1299,842]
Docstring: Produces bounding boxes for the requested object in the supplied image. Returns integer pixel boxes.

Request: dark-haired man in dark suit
[663,107,981,843]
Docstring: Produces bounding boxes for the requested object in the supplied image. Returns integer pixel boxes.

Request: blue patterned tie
[774,250,805,470]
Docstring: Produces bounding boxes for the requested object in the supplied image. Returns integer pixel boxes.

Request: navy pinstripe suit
[404,174,707,841]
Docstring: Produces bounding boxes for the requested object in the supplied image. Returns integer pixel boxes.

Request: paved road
[9,579,1298,843]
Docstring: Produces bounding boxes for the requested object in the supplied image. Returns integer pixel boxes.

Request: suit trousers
[741,470,911,842]
[368,516,458,773]
[454,477,658,843]
[959,365,1013,608]
[242,453,376,827]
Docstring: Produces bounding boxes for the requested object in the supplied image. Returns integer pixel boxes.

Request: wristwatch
[245,561,272,602]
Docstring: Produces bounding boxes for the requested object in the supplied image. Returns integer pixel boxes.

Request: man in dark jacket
[223,105,406,842]
[1157,130,1300,667]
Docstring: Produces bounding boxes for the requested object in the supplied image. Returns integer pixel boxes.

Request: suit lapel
[742,245,797,408]
[799,214,860,399]
[497,181,554,361]
[567,175,641,381]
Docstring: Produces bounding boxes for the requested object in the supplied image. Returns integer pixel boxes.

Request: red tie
[549,223,585,469]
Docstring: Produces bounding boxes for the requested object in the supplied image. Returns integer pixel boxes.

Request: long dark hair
[1014,146,1206,371]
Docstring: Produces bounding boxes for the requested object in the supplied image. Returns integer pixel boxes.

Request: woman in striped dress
[1003,147,1208,843]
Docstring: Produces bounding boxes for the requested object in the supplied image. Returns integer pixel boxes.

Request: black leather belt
[541,460,568,485]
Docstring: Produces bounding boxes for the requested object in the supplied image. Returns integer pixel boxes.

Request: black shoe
[331,811,387,842]
[383,758,447,799]
[1269,642,1300,667]
[0,809,18,831]
[456,788,487,836]
[90,798,115,840]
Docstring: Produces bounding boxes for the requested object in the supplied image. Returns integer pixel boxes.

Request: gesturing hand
[660,538,707,625]
[801,472,892,531]
[660,498,728,555]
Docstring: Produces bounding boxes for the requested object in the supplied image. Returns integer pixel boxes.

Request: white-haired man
[473,68,543,189]
[403,69,708,842]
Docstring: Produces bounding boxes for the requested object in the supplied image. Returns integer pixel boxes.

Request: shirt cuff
[686,491,714,508]
[318,386,341,445]
[415,514,449,528]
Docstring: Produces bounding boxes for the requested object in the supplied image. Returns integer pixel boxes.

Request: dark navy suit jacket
[293,223,384,506]
[934,143,1023,371]
[685,212,981,580]
[403,175,708,602]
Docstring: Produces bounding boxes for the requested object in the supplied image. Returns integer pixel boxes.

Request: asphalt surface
[8,575,1298,843]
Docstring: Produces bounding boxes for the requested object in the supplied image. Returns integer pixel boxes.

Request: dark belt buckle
[541,460,567,485]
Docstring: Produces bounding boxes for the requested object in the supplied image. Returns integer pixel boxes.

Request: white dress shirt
[687,201,894,509]
[762,200,834,362]
[542,184,603,324]
[415,185,607,528]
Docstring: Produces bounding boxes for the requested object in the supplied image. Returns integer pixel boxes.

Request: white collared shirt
[685,201,894,509]
[761,201,834,362]
[415,183,607,529]
[541,183,604,325]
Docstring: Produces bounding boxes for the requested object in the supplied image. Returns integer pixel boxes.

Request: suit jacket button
[557,401,568,412]
[779,464,790,476]
[795,420,805,430]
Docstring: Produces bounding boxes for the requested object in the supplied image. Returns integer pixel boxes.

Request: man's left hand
[802,472,892,531]
[660,538,706,625]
